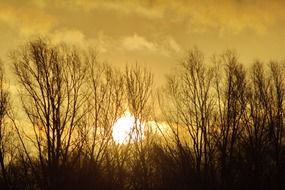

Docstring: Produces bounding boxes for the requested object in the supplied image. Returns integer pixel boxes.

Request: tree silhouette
[0,63,12,189]
[124,64,154,190]
[10,39,89,189]
[0,39,284,190]
[161,48,216,189]
[213,51,247,189]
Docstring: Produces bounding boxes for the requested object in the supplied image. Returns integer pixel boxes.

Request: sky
[0,0,285,84]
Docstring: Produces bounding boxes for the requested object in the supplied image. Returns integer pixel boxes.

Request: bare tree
[10,39,88,189]
[124,64,154,190]
[268,61,285,188]
[0,62,11,189]
[162,48,216,188]
[238,61,272,189]
[213,50,247,189]
[85,51,125,169]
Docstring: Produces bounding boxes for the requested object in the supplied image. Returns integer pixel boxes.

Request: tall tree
[10,39,88,189]
[0,62,11,189]
[163,48,215,188]
[124,64,154,190]
[268,61,285,188]
[214,51,247,189]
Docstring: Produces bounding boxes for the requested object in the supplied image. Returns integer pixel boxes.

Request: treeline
[0,39,284,190]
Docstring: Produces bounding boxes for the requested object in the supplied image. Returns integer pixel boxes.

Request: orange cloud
[0,1,55,36]
[121,34,181,57]
[123,34,157,51]
[70,0,285,34]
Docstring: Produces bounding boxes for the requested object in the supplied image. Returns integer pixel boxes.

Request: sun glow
[112,112,144,144]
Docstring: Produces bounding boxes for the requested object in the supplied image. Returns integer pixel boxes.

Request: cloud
[0,1,55,36]
[49,29,120,56]
[51,29,86,46]
[122,34,157,51]
[70,0,285,34]
[164,37,181,53]
[1,0,284,37]
[121,34,182,57]
[93,31,116,53]
[50,31,181,58]
[71,0,165,19]
[181,0,283,34]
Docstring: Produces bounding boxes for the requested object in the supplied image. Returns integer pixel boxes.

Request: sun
[112,112,144,144]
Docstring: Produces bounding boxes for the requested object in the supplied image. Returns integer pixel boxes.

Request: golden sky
[1,0,285,83]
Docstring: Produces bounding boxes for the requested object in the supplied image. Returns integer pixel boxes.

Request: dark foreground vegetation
[0,38,285,190]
